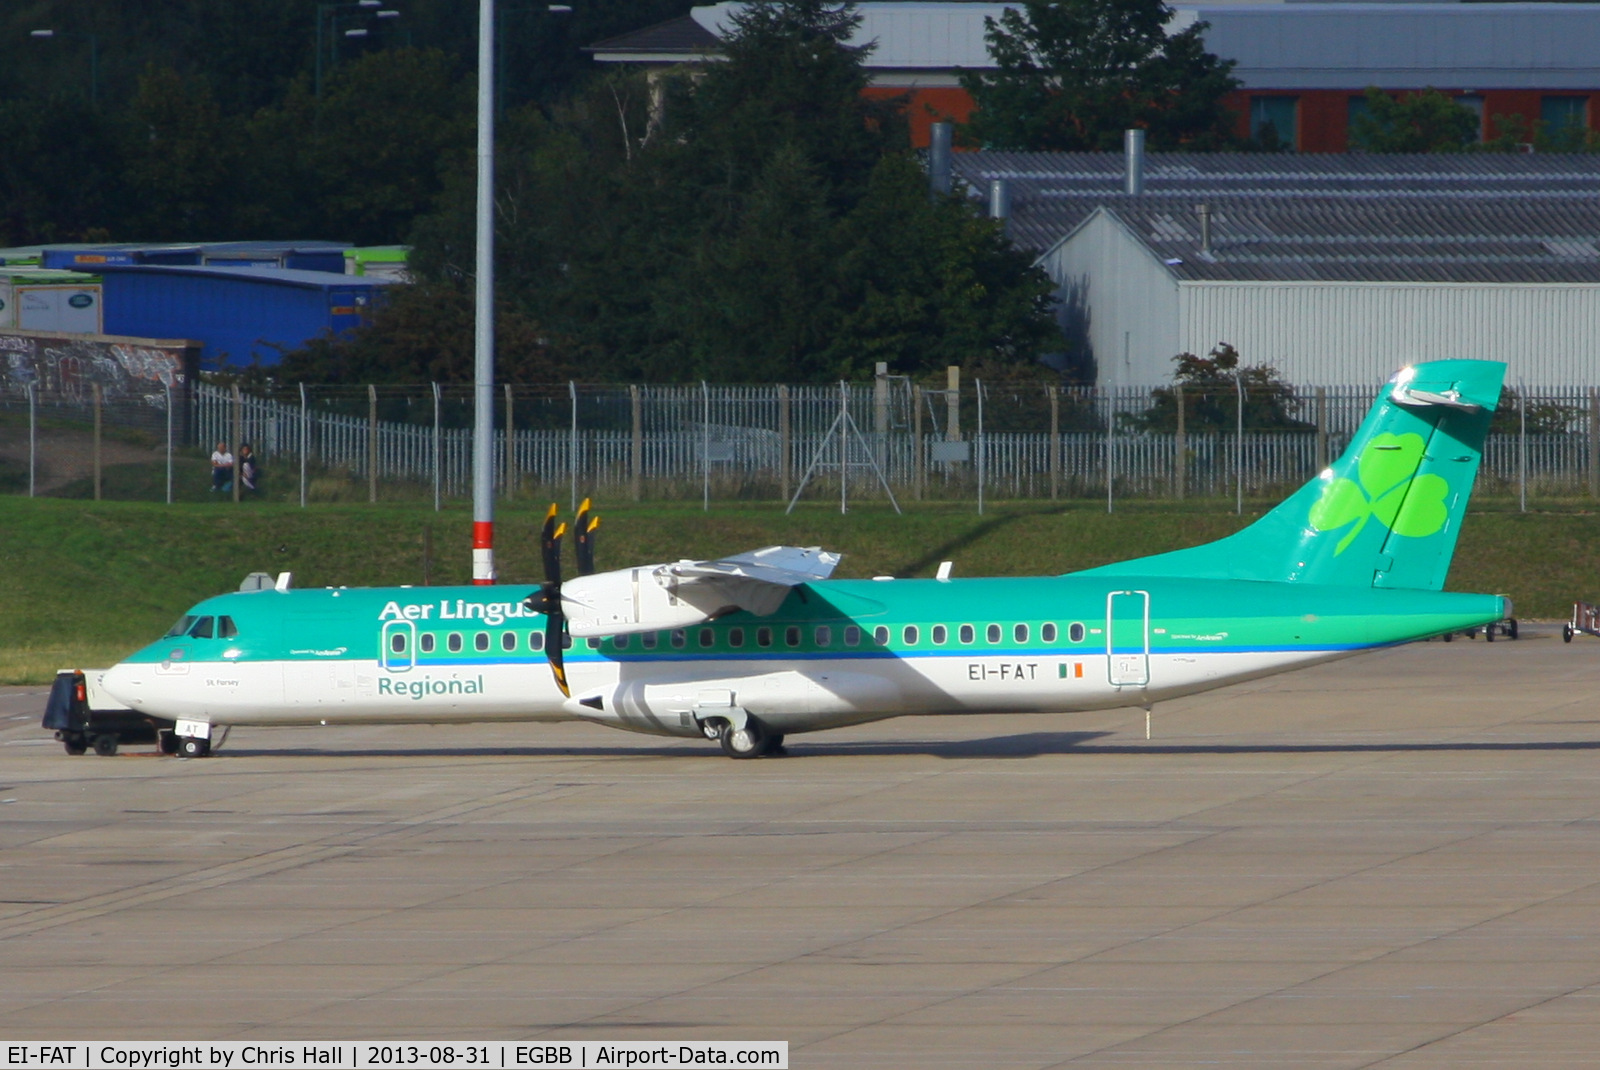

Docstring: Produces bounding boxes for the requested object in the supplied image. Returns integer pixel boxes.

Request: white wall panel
[1179,282,1600,386]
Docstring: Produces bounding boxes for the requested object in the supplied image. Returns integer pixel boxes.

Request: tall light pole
[472,0,498,584]
[30,30,98,108]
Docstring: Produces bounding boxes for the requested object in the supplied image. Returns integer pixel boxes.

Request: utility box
[0,268,103,333]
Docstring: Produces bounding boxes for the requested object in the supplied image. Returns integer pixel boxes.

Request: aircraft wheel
[157,731,179,755]
[178,736,210,759]
[1564,623,1575,643]
[62,734,88,756]
[720,719,766,759]
[1486,626,1495,643]
[765,733,787,758]
[1509,618,1520,640]
[92,735,119,757]
[1442,631,1453,642]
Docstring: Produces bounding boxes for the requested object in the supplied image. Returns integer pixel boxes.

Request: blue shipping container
[98,265,393,368]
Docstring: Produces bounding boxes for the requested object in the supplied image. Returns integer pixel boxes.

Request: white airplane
[68,360,1508,759]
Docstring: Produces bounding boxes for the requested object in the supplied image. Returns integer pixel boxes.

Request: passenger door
[1105,590,1150,688]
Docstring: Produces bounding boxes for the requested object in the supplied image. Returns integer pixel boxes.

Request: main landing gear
[700,714,785,759]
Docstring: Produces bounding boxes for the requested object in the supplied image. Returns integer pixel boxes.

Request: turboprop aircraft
[92,359,1508,759]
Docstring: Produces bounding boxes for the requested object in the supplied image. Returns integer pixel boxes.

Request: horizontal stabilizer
[561,546,840,637]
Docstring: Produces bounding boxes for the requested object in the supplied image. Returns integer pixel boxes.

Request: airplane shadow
[206,733,1600,762]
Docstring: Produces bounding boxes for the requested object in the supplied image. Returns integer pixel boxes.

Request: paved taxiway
[2,629,1599,1067]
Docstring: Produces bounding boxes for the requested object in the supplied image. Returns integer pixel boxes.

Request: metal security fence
[6,375,1599,510]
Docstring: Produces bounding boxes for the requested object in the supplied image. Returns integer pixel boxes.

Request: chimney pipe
[988,178,1010,221]
[1196,203,1213,257]
[1124,129,1145,196]
[929,122,953,196]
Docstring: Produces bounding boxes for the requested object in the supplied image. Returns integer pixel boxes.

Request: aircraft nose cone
[99,663,143,709]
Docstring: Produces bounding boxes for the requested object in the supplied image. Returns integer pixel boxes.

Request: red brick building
[590,2,1600,151]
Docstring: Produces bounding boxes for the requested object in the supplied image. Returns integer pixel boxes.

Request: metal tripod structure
[786,381,902,515]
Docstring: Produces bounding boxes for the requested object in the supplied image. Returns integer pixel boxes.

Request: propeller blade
[575,499,599,576]
[546,611,570,698]
[539,504,564,586]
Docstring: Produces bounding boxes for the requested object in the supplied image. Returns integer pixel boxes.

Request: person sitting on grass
[210,442,233,492]
[239,444,262,496]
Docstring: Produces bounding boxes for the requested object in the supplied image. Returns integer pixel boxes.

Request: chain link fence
[3,376,1597,510]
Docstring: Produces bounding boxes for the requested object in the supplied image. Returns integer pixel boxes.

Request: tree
[1349,88,1478,153]
[961,0,1240,151]
[1123,344,1310,432]
[121,67,245,239]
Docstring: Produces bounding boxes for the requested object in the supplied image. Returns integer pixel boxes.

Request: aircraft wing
[561,546,841,637]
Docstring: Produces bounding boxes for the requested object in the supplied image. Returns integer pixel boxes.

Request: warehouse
[1038,195,1600,386]
[97,265,393,369]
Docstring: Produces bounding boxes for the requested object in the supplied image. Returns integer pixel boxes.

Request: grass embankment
[2,495,1597,684]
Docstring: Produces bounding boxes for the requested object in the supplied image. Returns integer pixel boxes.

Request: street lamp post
[29,29,98,107]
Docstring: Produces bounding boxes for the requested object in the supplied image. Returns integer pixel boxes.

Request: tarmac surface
[2,628,1599,1067]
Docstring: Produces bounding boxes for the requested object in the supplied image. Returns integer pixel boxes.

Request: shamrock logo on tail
[1309,432,1452,555]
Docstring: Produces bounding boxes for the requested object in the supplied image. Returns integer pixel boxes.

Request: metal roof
[587,14,721,58]
[1068,195,1600,283]
[952,152,1600,253]
[94,264,395,290]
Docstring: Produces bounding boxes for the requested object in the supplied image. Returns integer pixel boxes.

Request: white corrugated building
[950,153,1600,385]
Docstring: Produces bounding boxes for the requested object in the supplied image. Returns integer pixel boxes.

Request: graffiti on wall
[0,330,199,408]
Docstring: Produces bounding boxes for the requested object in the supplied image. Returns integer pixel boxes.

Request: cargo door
[1105,590,1150,688]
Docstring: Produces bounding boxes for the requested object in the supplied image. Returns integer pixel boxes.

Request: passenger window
[844,625,860,647]
[474,632,489,652]
[217,616,238,639]
[1014,623,1029,643]
[903,625,919,645]
[1042,623,1057,643]
[671,629,686,649]
[1069,622,1086,642]
[188,616,215,639]
[420,633,435,653]
[390,633,407,654]
[757,627,772,648]
[728,627,745,648]
[873,625,890,646]
[502,632,516,652]
[815,625,832,647]
[529,631,544,652]
[615,634,630,651]
[448,633,462,653]
[562,634,573,649]
[699,628,714,648]
[164,615,196,638]
[932,625,947,644]
[959,624,974,644]
[642,632,658,650]
[785,626,801,647]
[587,637,601,649]
[986,624,1001,643]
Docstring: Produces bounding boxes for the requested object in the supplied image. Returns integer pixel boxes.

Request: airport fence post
[504,383,515,501]
[569,380,578,513]
[976,378,985,516]
[911,385,924,502]
[1048,384,1060,502]
[630,384,643,503]
[26,380,36,498]
[1519,384,1528,513]
[777,384,791,503]
[165,381,173,505]
[298,383,309,509]
[838,380,848,514]
[1589,387,1599,499]
[231,383,242,504]
[1315,386,1328,473]
[1235,374,1244,515]
[1174,384,1185,501]
[702,380,711,512]
[1105,386,1114,514]
[92,382,102,501]
[431,382,441,512]
[367,383,378,504]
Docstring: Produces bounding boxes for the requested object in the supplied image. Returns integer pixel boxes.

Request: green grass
[2,495,1597,684]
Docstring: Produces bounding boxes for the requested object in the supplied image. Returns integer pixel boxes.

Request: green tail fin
[1077,359,1505,590]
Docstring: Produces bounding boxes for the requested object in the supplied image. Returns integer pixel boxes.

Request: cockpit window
[187,616,215,639]
[164,615,197,638]
[217,616,238,639]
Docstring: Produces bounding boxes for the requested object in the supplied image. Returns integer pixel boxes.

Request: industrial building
[97,265,394,369]
[591,1,1600,150]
